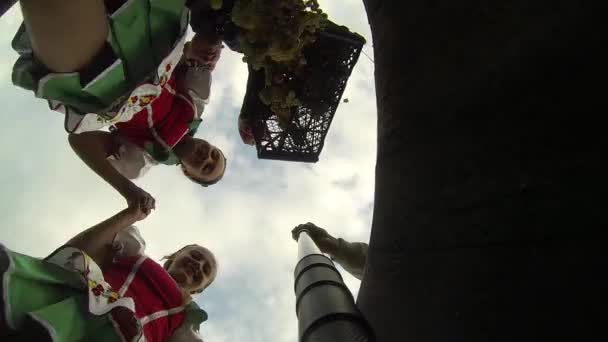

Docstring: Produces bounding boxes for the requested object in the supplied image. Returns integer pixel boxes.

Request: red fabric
[104,256,186,342]
[155,94,196,148]
[115,76,195,150]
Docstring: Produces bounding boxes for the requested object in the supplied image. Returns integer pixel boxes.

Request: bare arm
[68,131,133,198]
[292,223,369,280]
[238,114,255,145]
[331,239,368,280]
[68,131,155,209]
[67,203,149,267]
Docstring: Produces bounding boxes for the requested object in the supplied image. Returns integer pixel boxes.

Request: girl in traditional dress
[10,0,227,208]
[187,0,256,146]
[1,202,218,342]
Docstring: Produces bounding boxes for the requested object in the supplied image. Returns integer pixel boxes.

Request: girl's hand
[238,115,255,145]
[123,185,156,213]
[125,201,152,222]
[292,222,339,255]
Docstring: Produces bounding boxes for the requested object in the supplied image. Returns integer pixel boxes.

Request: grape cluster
[231,0,328,125]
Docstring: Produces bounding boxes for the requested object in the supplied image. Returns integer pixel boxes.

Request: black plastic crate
[240,21,366,162]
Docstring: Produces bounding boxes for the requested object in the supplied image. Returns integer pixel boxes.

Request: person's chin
[170,269,189,286]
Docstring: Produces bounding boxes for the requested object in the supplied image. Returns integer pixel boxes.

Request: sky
[0,2,376,341]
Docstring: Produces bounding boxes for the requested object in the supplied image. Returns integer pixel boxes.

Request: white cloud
[0,3,375,341]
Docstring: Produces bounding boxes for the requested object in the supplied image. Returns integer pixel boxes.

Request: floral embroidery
[128,96,139,105]
[159,75,168,87]
[92,284,105,296]
[139,95,157,106]
[89,279,121,303]
[108,292,120,304]
[46,246,137,327]
[165,63,172,72]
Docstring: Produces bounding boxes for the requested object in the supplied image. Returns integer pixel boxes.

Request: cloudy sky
[0,2,376,341]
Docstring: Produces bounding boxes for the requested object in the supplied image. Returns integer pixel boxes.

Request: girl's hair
[189,5,228,42]
[162,244,219,294]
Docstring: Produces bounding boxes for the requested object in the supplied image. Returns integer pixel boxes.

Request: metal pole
[0,0,17,19]
[294,231,374,342]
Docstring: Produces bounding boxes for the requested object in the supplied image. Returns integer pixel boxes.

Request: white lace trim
[119,255,148,297]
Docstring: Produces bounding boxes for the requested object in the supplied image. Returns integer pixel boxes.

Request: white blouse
[107,137,158,180]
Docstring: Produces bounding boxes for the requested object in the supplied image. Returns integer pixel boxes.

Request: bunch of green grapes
[231,0,328,124]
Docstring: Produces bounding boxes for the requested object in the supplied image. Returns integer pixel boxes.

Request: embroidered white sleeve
[69,112,110,133]
[112,225,147,258]
[107,140,157,179]
[182,68,211,118]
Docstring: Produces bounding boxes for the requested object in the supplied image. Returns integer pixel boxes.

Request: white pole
[297,230,323,261]
[293,230,374,342]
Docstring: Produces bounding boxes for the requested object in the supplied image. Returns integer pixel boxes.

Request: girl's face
[184,33,223,71]
[180,138,226,184]
[166,245,217,293]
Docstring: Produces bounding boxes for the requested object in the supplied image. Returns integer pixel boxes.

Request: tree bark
[358,1,606,341]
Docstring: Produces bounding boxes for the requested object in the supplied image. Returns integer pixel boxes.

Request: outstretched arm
[238,114,255,145]
[67,203,149,267]
[68,131,155,210]
[292,223,369,280]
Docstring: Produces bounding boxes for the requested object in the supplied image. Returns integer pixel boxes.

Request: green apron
[0,247,122,341]
[11,0,189,117]
[1,245,208,341]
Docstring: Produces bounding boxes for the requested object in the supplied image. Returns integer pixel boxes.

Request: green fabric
[11,0,188,116]
[11,23,30,54]
[82,61,130,108]
[11,55,40,92]
[183,301,208,327]
[143,118,202,165]
[2,250,121,342]
[150,0,187,61]
[144,141,181,165]
[38,74,105,113]
[28,297,120,342]
[110,0,157,85]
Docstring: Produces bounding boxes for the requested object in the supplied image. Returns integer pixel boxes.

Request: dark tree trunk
[357,1,606,341]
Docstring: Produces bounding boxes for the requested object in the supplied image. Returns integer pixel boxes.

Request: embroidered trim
[176,93,197,118]
[169,94,197,148]
[139,306,186,326]
[119,255,148,297]
[146,105,172,151]
[165,82,177,95]
[173,130,190,149]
